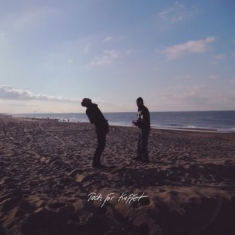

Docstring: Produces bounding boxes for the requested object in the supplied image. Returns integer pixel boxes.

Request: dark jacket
[135,105,150,129]
[86,104,109,132]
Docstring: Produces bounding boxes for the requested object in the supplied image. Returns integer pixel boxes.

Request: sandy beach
[0,115,235,235]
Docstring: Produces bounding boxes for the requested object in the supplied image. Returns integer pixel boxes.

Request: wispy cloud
[159,85,207,102]
[0,85,79,103]
[101,35,125,44]
[84,43,91,54]
[152,84,235,111]
[163,36,215,59]
[1,7,60,33]
[90,50,122,66]
[172,75,192,80]
[211,54,226,64]
[102,36,113,43]
[90,49,132,66]
[0,85,124,113]
[157,2,197,23]
[213,54,226,60]
[209,75,221,80]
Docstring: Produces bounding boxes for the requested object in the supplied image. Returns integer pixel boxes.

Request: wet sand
[0,115,235,235]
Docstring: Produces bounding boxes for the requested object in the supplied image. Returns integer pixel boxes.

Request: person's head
[81,98,92,107]
[136,97,144,108]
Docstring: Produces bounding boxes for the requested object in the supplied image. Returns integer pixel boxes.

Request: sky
[0,0,235,113]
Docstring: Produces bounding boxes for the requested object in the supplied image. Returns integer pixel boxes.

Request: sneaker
[92,163,106,168]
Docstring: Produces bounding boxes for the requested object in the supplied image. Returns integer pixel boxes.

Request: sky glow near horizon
[0,0,235,113]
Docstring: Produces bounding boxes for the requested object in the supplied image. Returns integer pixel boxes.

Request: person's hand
[132,120,137,125]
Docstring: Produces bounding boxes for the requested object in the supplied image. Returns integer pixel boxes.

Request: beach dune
[0,116,235,235]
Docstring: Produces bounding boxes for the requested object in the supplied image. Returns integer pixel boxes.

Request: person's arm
[132,112,139,126]
[132,120,138,126]
[86,108,96,124]
[134,108,149,128]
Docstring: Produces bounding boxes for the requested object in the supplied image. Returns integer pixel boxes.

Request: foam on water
[13,111,235,133]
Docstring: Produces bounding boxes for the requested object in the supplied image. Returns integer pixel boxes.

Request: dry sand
[0,115,235,235]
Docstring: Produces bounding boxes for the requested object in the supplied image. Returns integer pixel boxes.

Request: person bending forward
[81,98,109,168]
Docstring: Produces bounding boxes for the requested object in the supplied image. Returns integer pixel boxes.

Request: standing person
[132,97,150,162]
[81,98,109,168]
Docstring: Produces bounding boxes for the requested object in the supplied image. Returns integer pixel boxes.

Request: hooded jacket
[86,104,109,132]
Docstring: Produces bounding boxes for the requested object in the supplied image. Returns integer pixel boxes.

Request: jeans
[93,130,107,165]
[137,128,150,161]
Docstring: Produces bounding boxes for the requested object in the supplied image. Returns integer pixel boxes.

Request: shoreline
[11,115,235,134]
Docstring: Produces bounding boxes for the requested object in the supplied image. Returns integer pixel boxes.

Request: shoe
[92,163,106,168]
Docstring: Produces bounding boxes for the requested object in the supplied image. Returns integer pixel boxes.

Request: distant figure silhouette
[132,97,150,162]
[81,98,109,168]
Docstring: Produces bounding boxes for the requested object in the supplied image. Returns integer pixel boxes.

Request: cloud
[90,49,132,66]
[213,55,226,60]
[172,75,192,81]
[155,84,201,99]
[209,75,221,80]
[157,2,197,23]
[1,7,60,33]
[211,54,226,64]
[102,36,113,43]
[150,85,210,111]
[102,36,125,44]
[0,85,123,113]
[163,36,215,59]
[151,84,235,111]
[161,85,207,104]
[84,43,91,54]
[84,47,89,54]
[90,50,121,66]
[0,85,79,103]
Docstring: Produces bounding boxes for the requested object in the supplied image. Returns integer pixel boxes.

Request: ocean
[14,111,235,133]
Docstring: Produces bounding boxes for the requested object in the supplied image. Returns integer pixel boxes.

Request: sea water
[14,111,235,132]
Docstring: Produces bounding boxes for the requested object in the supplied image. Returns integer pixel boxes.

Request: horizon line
[7,109,235,115]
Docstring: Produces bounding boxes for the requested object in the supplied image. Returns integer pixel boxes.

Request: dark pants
[137,128,150,161]
[93,130,107,165]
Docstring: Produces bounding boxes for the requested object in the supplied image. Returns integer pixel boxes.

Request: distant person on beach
[81,98,109,168]
[132,97,150,162]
